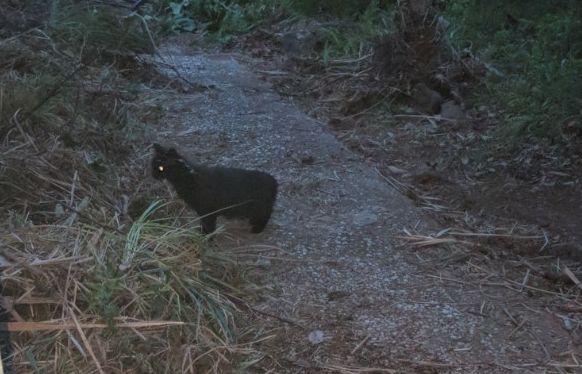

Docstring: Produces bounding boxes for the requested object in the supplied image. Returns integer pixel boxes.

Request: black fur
[152,143,278,235]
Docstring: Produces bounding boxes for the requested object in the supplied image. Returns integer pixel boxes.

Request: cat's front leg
[200,214,217,235]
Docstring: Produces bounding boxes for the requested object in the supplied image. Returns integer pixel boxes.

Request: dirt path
[148,43,577,373]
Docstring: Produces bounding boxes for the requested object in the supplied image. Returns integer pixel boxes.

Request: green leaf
[169,2,184,16]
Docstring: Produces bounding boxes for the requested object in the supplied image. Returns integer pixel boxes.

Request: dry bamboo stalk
[0,320,185,332]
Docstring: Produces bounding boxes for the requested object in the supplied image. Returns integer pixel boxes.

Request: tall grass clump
[445,0,582,140]
[1,191,248,372]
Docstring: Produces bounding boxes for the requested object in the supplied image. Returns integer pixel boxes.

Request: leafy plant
[445,0,582,140]
[167,1,196,32]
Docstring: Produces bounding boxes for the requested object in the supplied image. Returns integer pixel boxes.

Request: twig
[484,281,568,298]
[350,335,370,355]
[447,232,544,240]
[519,269,531,292]
[395,359,463,368]
[530,329,551,362]
[375,167,408,194]
[548,363,582,369]
[398,234,475,247]
[344,89,391,119]
[502,307,551,362]
[562,266,582,290]
[538,229,550,252]
[508,319,526,339]
[391,114,460,123]
[502,306,525,339]
[60,204,123,234]
[69,307,105,374]
[322,363,396,373]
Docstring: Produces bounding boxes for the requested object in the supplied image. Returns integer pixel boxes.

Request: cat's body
[152,143,277,234]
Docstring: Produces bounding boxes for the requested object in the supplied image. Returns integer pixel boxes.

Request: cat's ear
[167,148,179,158]
[153,143,164,153]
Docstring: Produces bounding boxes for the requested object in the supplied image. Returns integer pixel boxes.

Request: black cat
[152,143,278,235]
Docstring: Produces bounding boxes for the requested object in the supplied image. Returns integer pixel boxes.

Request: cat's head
[151,143,181,180]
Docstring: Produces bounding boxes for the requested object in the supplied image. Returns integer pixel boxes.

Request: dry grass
[1,198,255,373]
[0,9,265,373]
[397,222,582,372]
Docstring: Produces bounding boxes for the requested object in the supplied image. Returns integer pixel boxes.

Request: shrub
[446,0,582,139]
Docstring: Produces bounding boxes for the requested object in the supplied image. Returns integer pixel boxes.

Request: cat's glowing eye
[158,166,164,172]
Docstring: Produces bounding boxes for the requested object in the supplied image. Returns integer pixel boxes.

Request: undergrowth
[320,1,396,62]
[157,0,287,42]
[445,0,582,140]
[1,1,261,372]
[49,0,154,57]
[157,0,396,56]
